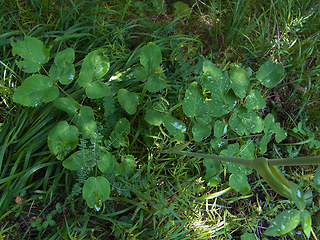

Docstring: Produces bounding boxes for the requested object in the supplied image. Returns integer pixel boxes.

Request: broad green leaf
[229,173,250,195]
[48,121,79,160]
[78,49,110,88]
[11,36,49,73]
[290,182,306,210]
[240,233,257,240]
[300,210,311,238]
[230,65,250,98]
[256,61,285,88]
[214,120,227,138]
[140,42,162,71]
[183,82,206,118]
[85,81,111,99]
[210,138,228,153]
[97,151,114,173]
[83,176,110,210]
[62,150,91,171]
[206,100,230,117]
[49,48,75,85]
[220,143,239,157]
[144,108,165,126]
[192,124,212,142]
[265,209,300,236]
[259,134,271,154]
[110,118,130,148]
[134,67,148,82]
[53,97,80,116]
[246,90,266,110]
[118,89,139,115]
[145,73,166,93]
[13,74,59,107]
[229,107,264,135]
[173,1,191,16]
[163,116,186,141]
[203,60,230,99]
[119,155,137,177]
[239,140,255,160]
[203,158,223,187]
[264,114,287,142]
[313,166,320,191]
[74,106,97,139]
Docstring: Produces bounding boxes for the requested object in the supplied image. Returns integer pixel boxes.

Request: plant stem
[159,150,320,166]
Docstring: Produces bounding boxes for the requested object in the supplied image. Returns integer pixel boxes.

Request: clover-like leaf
[110,118,130,148]
[74,106,97,139]
[192,124,212,142]
[265,209,300,236]
[246,90,266,110]
[13,74,59,107]
[145,73,166,93]
[97,151,114,173]
[256,61,285,88]
[214,120,227,138]
[163,116,186,141]
[230,65,250,98]
[48,121,79,160]
[53,97,80,116]
[210,138,228,153]
[11,36,49,73]
[85,81,111,99]
[78,49,110,88]
[183,82,206,118]
[118,89,139,115]
[140,42,162,71]
[203,158,223,187]
[62,150,92,171]
[229,173,250,195]
[264,114,287,143]
[49,48,75,85]
[83,176,110,210]
[144,108,165,126]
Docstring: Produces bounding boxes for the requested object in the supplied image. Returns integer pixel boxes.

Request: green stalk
[159,149,320,199]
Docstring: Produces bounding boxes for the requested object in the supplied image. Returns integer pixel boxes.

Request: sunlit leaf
[246,90,266,110]
[48,121,79,160]
[83,176,110,209]
[13,74,59,107]
[118,89,139,115]
[300,210,311,238]
[11,36,49,73]
[183,82,206,118]
[49,48,75,85]
[163,116,186,141]
[256,61,285,88]
[78,49,110,88]
[265,209,300,236]
[230,65,250,98]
